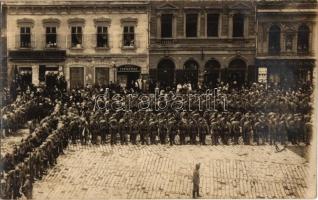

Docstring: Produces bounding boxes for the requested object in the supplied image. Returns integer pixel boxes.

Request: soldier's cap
[196,163,200,169]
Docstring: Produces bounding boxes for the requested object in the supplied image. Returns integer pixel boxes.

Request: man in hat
[110,118,118,145]
[118,118,125,145]
[159,118,168,144]
[210,120,219,145]
[192,163,201,198]
[149,119,157,144]
[12,167,21,199]
[198,118,208,145]
[130,119,139,145]
[168,118,177,145]
[22,174,33,199]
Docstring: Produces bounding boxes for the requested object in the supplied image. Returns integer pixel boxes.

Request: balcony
[150,37,255,49]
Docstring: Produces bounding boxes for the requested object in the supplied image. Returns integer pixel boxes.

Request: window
[233,14,244,37]
[123,26,135,47]
[297,24,309,53]
[268,25,281,54]
[285,34,293,52]
[207,14,219,37]
[161,14,173,38]
[20,27,31,48]
[46,27,57,48]
[186,13,198,37]
[95,67,109,85]
[71,26,83,48]
[70,67,84,89]
[97,26,108,48]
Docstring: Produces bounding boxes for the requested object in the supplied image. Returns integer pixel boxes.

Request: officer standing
[192,163,201,199]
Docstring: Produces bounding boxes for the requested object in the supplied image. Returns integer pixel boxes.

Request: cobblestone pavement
[1,129,29,156]
[32,144,313,199]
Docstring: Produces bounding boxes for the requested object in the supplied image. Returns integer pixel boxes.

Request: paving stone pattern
[33,144,310,199]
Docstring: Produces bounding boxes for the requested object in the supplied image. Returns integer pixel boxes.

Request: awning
[9,50,66,62]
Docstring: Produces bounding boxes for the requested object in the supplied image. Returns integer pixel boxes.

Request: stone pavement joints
[32,144,310,199]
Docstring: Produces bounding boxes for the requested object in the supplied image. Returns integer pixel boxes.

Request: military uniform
[198,119,208,145]
[210,121,219,145]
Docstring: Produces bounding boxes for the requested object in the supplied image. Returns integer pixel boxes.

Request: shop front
[117,65,141,89]
[256,59,315,88]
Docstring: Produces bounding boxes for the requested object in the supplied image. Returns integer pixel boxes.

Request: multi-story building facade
[1,0,317,90]
[5,0,149,89]
[149,0,257,89]
[256,0,317,88]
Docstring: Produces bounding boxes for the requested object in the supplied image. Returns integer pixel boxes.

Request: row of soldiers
[1,94,54,137]
[66,109,312,146]
[0,110,69,199]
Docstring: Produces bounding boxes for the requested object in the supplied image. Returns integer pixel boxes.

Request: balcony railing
[151,37,254,47]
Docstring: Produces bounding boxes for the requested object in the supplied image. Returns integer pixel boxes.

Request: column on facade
[109,67,115,83]
[32,64,39,86]
[85,65,94,86]
[228,13,233,38]
[244,14,249,38]
[172,14,177,38]
[157,13,161,38]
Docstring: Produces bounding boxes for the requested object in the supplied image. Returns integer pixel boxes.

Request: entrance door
[70,67,84,89]
[157,58,175,89]
[228,59,246,88]
[39,65,46,82]
[204,59,221,89]
[184,59,199,89]
[18,67,32,90]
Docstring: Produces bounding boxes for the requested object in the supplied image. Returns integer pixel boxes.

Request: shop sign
[258,67,267,83]
[117,65,141,73]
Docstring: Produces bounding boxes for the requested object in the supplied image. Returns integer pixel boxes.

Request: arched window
[268,25,281,54]
[233,13,244,37]
[297,24,310,53]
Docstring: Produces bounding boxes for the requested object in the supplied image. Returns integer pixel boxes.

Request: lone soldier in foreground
[192,163,201,199]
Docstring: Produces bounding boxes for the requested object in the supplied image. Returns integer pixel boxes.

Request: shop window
[186,13,198,37]
[207,14,219,37]
[95,67,109,85]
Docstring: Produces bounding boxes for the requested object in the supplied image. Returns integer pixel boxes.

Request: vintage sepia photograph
[0,0,317,199]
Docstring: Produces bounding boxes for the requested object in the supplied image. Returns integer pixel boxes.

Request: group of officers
[0,82,313,199]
